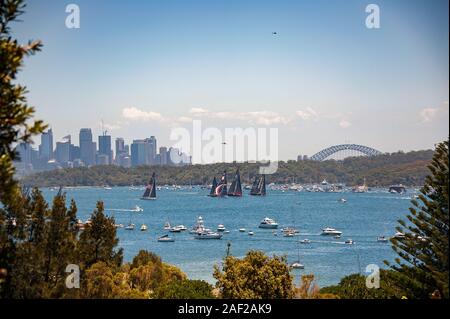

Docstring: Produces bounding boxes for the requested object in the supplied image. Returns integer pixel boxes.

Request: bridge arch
[310,144,383,161]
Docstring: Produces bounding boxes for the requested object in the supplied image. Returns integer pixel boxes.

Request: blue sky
[12,0,449,161]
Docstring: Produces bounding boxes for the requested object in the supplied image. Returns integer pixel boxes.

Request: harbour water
[41,186,415,288]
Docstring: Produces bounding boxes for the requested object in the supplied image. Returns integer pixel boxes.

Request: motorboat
[190,216,206,234]
[133,205,144,212]
[345,239,355,245]
[157,234,175,242]
[377,236,389,243]
[223,230,230,234]
[339,198,347,203]
[175,225,187,231]
[259,217,278,229]
[321,227,342,236]
[393,232,406,239]
[217,224,226,232]
[125,223,135,230]
[169,226,182,233]
[334,234,342,239]
[290,262,305,269]
[239,228,246,232]
[299,239,311,244]
[248,231,254,236]
[140,224,148,231]
[282,227,299,234]
[164,222,171,230]
[284,232,295,237]
[194,231,223,240]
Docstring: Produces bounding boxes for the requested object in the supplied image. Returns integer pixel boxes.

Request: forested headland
[21,149,433,187]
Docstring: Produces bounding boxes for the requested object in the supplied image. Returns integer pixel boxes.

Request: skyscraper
[39,128,53,160]
[115,138,125,157]
[98,134,112,164]
[79,128,95,166]
[55,135,71,164]
[159,146,168,165]
[146,136,157,164]
[131,139,150,166]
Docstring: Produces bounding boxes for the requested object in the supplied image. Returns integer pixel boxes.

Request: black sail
[215,171,228,196]
[208,177,218,197]
[260,174,266,196]
[228,169,242,197]
[249,176,259,195]
[249,174,266,196]
[142,172,156,199]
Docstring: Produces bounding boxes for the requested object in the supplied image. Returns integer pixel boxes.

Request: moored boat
[321,227,342,236]
[259,217,278,229]
[157,234,175,242]
[194,231,222,239]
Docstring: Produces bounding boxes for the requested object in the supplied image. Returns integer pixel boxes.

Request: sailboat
[249,175,266,196]
[228,169,243,197]
[208,177,218,197]
[290,242,305,269]
[213,171,228,197]
[141,172,156,200]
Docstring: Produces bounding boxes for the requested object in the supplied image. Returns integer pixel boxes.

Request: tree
[213,250,294,299]
[77,201,123,270]
[0,0,46,297]
[153,280,215,299]
[385,139,449,299]
[319,270,401,299]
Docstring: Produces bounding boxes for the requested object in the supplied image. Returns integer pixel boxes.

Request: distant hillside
[21,150,434,188]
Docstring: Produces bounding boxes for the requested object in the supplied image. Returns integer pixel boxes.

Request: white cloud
[186,108,290,125]
[339,119,351,128]
[122,107,165,122]
[420,102,449,123]
[296,107,319,121]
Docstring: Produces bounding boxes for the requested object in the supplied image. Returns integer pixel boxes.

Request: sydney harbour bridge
[310,144,383,161]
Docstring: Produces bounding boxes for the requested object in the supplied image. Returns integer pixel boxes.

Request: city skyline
[12,0,449,160]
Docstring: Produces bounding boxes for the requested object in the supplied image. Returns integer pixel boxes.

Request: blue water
[41,187,414,288]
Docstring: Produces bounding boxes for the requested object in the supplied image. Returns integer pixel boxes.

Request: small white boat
[133,205,144,212]
[321,227,343,236]
[284,232,295,237]
[194,231,222,240]
[125,223,135,230]
[345,239,355,245]
[140,224,148,231]
[164,222,171,230]
[157,234,175,242]
[175,225,187,231]
[377,236,389,243]
[169,226,182,233]
[248,231,254,236]
[393,232,405,239]
[299,239,311,244]
[259,217,279,229]
[290,262,305,269]
[334,234,342,239]
[217,224,226,232]
[339,198,347,203]
[223,230,230,234]
[239,228,246,232]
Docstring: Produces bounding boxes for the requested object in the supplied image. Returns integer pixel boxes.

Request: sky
[11,0,449,162]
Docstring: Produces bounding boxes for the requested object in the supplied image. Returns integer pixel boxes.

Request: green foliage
[153,279,215,299]
[22,150,434,187]
[0,0,46,203]
[385,139,449,299]
[213,250,294,299]
[320,270,401,299]
[77,201,123,270]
